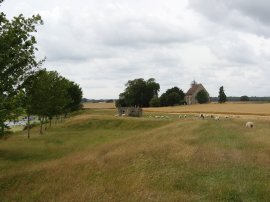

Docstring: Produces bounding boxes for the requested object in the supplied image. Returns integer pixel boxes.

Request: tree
[240,95,249,101]
[22,70,83,137]
[118,78,160,107]
[159,87,185,107]
[218,86,227,103]
[149,97,160,107]
[0,0,43,136]
[64,80,83,114]
[196,90,209,104]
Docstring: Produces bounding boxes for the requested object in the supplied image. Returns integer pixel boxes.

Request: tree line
[115,78,186,108]
[116,78,229,108]
[0,0,82,138]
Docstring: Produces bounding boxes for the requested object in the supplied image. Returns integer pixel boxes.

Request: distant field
[146,102,270,116]
[0,109,269,201]
[83,102,115,109]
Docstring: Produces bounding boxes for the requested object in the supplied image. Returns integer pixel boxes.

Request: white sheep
[122,114,126,117]
[246,122,254,128]
[184,115,187,118]
[199,114,204,119]
[178,115,182,118]
[215,116,220,120]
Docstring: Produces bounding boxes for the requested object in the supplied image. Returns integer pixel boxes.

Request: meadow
[0,107,270,201]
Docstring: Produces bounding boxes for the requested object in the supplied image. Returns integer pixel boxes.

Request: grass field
[0,108,270,201]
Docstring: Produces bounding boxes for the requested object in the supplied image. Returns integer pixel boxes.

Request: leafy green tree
[196,90,209,104]
[65,81,83,113]
[159,87,185,106]
[118,78,160,107]
[0,1,43,136]
[218,86,227,103]
[240,95,249,101]
[149,97,160,107]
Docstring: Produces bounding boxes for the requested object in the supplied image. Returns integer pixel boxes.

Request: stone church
[185,81,210,105]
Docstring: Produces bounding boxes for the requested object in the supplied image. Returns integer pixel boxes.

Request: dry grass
[145,102,270,116]
[83,102,115,109]
[0,109,270,201]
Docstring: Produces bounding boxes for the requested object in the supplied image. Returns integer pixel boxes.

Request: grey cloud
[189,0,270,37]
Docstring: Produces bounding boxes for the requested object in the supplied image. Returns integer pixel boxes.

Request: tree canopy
[218,86,227,103]
[0,1,43,136]
[160,87,185,106]
[117,78,160,107]
[240,95,249,102]
[195,90,209,104]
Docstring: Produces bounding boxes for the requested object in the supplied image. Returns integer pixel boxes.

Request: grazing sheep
[184,115,187,118]
[246,121,254,128]
[122,114,126,117]
[215,116,220,120]
[178,115,182,118]
[210,115,214,118]
[155,116,160,118]
[225,115,229,119]
[199,114,204,119]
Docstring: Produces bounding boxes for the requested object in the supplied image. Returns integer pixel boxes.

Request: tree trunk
[27,114,30,139]
[44,117,47,131]
[0,122,4,137]
[40,117,43,134]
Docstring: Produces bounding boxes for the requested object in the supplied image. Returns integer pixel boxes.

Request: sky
[1,0,270,99]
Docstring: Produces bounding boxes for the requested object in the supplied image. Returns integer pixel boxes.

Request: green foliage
[149,97,160,107]
[22,70,83,136]
[218,86,227,103]
[0,5,43,136]
[160,87,185,106]
[195,90,209,104]
[118,78,160,107]
[240,95,249,101]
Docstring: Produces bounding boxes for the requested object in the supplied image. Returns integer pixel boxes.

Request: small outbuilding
[117,107,143,117]
[185,81,210,105]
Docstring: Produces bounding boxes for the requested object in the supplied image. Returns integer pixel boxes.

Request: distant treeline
[82,98,115,103]
[210,97,270,102]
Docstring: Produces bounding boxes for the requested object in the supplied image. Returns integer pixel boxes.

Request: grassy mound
[0,109,269,201]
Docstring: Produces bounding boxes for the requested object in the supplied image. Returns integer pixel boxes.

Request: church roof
[186,84,204,95]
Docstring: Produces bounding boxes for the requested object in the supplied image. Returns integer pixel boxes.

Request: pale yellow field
[83,102,115,109]
[84,102,270,117]
[145,103,270,116]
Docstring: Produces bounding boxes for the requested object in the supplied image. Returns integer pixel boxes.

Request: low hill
[0,109,269,201]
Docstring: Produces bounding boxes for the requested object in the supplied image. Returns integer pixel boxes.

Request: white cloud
[2,0,270,98]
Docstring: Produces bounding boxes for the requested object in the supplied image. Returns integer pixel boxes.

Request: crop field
[83,102,115,109]
[0,108,270,201]
[146,103,270,117]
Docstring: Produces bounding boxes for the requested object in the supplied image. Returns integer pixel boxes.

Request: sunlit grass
[0,109,269,201]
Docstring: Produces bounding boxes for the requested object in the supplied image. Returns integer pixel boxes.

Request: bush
[196,90,209,104]
[240,95,249,101]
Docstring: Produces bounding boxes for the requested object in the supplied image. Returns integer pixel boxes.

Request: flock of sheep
[148,113,255,128]
[115,112,254,128]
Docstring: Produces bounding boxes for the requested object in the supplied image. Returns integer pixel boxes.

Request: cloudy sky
[2,0,270,98]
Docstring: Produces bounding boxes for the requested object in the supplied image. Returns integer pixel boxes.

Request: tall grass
[0,109,269,201]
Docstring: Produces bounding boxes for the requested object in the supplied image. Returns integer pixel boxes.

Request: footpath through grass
[0,109,269,201]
